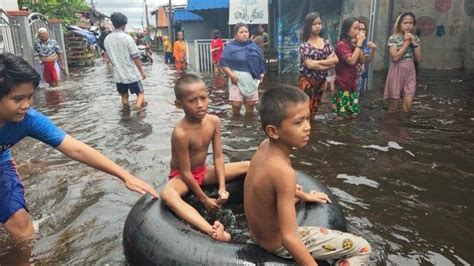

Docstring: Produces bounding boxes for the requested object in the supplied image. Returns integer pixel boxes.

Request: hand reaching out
[304,191,332,204]
[124,175,159,198]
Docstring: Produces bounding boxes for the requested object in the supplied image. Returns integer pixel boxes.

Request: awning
[173,10,204,23]
[187,0,229,11]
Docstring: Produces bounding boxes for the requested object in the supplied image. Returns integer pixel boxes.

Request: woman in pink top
[211,29,224,73]
[332,17,366,119]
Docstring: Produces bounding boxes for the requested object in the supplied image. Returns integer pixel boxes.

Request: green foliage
[18,0,90,25]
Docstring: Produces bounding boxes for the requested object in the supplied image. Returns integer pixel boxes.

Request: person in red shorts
[160,74,249,242]
[34,28,66,87]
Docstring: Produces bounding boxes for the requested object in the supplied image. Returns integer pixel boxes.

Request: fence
[187,39,229,73]
[0,9,22,55]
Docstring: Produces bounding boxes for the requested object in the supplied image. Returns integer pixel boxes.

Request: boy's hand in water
[303,191,332,204]
[124,175,159,198]
[202,196,220,212]
[217,189,230,205]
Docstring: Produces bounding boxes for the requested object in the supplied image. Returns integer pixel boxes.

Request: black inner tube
[124,171,347,265]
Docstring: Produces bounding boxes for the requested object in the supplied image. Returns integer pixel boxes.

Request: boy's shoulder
[252,140,294,181]
[206,114,221,126]
[172,114,220,137]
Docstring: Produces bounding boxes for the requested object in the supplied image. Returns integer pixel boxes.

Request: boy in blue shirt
[0,53,158,245]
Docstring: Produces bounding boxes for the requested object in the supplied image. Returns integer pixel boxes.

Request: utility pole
[169,0,173,44]
[90,0,95,9]
[144,0,150,32]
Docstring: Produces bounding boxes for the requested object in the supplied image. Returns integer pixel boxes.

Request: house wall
[341,0,474,69]
[181,21,213,41]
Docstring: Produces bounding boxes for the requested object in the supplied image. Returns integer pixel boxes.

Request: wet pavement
[0,54,473,264]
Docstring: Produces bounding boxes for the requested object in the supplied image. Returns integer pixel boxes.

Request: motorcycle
[137,45,153,64]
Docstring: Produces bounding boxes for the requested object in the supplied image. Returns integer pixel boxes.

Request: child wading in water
[160,74,249,241]
[332,17,366,119]
[163,35,173,64]
[173,31,187,73]
[384,12,422,114]
[299,12,339,118]
[0,53,158,263]
[244,85,372,265]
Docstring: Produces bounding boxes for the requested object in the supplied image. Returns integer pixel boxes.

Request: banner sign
[229,0,269,25]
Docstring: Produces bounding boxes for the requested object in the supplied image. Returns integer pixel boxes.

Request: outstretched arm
[56,135,158,198]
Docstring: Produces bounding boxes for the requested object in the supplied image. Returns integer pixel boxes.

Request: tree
[18,0,90,25]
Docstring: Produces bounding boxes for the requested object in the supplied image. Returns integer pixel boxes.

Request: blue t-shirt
[0,108,66,164]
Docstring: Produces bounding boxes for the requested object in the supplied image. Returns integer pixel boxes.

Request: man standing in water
[104,12,147,109]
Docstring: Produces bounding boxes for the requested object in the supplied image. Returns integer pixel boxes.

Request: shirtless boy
[244,85,372,265]
[160,74,249,241]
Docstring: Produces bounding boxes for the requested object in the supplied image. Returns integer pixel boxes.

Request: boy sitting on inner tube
[160,74,249,241]
[0,53,158,263]
[244,85,372,265]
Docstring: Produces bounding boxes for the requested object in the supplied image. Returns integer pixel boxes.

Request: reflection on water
[0,54,473,264]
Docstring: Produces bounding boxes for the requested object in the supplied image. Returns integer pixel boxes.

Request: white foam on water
[362,141,404,152]
[362,144,389,152]
[318,141,330,147]
[405,150,415,157]
[388,141,403,150]
[327,140,346,146]
[336,174,380,188]
[32,214,51,232]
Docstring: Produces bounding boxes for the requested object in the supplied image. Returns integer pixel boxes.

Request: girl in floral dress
[298,12,339,118]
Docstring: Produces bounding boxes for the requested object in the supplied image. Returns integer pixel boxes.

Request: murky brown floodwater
[0,54,472,265]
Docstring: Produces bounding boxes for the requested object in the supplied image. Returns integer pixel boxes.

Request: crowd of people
[0,9,424,265]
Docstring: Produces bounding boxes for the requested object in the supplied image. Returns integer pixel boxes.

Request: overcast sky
[94,0,187,30]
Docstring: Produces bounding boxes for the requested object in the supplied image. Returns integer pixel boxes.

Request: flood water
[0,54,472,265]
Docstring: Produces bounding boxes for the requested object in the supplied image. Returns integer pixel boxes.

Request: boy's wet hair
[174,74,205,100]
[111,12,128,28]
[259,85,309,131]
[0,53,40,99]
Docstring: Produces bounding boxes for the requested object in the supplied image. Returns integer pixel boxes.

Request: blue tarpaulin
[187,0,229,11]
[173,9,204,23]
[66,25,97,44]
[72,30,96,44]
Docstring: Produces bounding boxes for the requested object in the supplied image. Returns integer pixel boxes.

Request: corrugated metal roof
[187,0,229,11]
[173,10,204,23]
